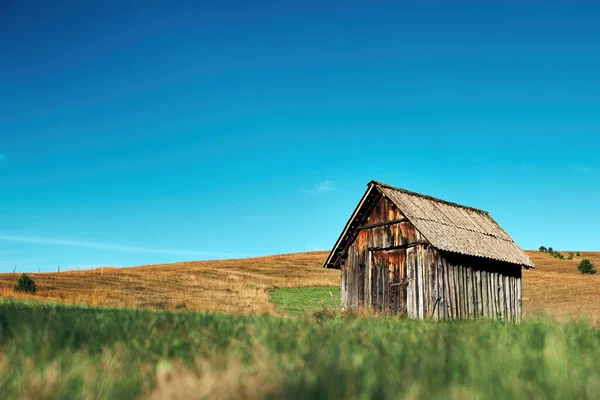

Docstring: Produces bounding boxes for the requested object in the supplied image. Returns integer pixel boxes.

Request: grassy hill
[3,299,600,399]
[1,250,599,322]
[2,251,600,399]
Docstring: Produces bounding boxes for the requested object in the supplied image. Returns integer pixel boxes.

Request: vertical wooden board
[454,265,461,319]
[511,276,515,322]
[412,247,418,318]
[505,275,512,322]
[489,271,496,318]
[472,269,478,319]
[465,267,472,318]
[459,265,469,319]
[432,254,439,320]
[472,267,478,318]
[383,260,390,314]
[476,268,482,319]
[461,266,466,319]
[478,269,483,318]
[510,275,517,322]
[451,264,458,319]
[507,275,512,322]
[494,272,504,318]
[500,273,505,320]
[458,265,464,319]
[515,276,519,322]
[489,271,494,319]
[389,252,398,314]
[417,248,424,319]
[442,258,448,319]
[480,271,489,318]
[452,261,458,319]
[405,249,411,316]
[378,264,384,313]
[341,269,347,309]
[406,247,413,317]
[443,256,449,320]
[370,259,375,311]
[347,252,352,309]
[498,272,506,320]
[348,250,356,309]
[422,246,428,317]
[517,276,522,323]
[358,261,364,307]
[480,270,488,318]
[347,252,353,309]
[429,248,436,318]
[439,255,445,320]
[353,251,359,309]
[414,247,420,318]
[489,272,495,319]
[496,273,502,320]
[413,248,419,318]
[511,276,516,322]
[366,253,372,308]
[487,270,493,318]
[494,273,504,319]
[400,249,407,315]
[375,265,380,312]
[434,251,440,319]
[445,259,453,319]
[481,270,487,318]
[463,266,468,318]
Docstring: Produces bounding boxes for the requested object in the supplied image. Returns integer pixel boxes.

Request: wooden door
[370,249,407,314]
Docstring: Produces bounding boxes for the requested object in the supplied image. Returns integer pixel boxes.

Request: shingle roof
[375,181,534,267]
[323,181,534,268]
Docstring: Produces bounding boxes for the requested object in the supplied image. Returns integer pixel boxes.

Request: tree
[568,252,574,260]
[14,273,37,294]
[548,247,554,254]
[578,259,596,275]
[539,246,547,252]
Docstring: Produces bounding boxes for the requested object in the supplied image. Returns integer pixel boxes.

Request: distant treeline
[538,246,579,260]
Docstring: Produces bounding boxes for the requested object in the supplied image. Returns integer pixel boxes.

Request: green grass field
[270,286,340,315]
[2,298,600,399]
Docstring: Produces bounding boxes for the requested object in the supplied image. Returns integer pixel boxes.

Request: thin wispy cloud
[0,257,47,267]
[0,235,233,257]
[303,180,335,196]
[571,165,595,173]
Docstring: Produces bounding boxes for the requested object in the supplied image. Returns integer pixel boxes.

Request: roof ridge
[369,180,489,215]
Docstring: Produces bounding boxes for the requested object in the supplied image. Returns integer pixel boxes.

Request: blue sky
[1,1,599,272]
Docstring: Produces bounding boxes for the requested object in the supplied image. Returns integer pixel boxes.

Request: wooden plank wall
[428,252,522,322]
[340,196,523,322]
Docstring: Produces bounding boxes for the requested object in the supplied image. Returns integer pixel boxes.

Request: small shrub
[539,246,547,252]
[578,259,596,275]
[568,252,574,260]
[14,273,37,294]
[577,252,581,257]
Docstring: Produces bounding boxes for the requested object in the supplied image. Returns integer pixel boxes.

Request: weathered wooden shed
[324,181,534,321]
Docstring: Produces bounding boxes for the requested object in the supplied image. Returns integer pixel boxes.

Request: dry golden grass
[0,251,338,315]
[523,251,600,323]
[1,250,599,321]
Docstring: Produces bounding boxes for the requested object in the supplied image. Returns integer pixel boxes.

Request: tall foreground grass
[1,300,600,399]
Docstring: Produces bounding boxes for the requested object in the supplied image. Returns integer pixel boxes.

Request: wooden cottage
[324,181,534,321]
